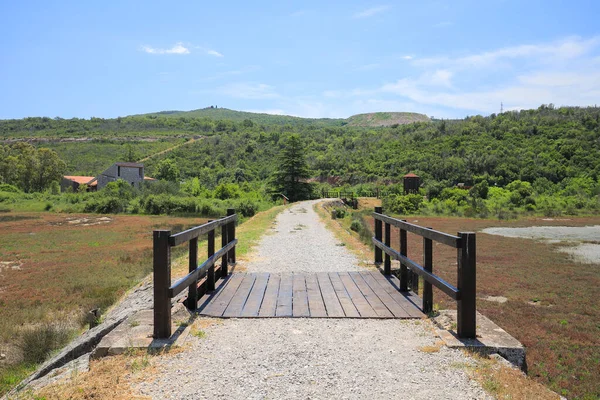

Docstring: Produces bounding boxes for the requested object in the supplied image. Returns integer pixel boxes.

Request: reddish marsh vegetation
[0,212,207,395]
[369,215,600,399]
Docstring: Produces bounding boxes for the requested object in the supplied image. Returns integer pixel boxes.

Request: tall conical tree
[271,134,312,202]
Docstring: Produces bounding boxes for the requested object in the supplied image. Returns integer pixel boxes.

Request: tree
[271,134,313,202]
[123,144,139,162]
[155,159,180,182]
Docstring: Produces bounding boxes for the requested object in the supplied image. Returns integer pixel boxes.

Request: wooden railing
[321,189,389,199]
[153,209,237,338]
[372,207,477,338]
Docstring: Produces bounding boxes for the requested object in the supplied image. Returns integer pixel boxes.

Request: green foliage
[331,208,346,219]
[383,193,424,214]
[0,184,22,193]
[271,134,313,202]
[0,143,65,192]
[155,158,180,182]
[214,182,241,200]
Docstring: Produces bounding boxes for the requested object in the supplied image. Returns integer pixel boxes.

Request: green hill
[141,108,345,127]
[141,108,430,127]
[346,112,430,127]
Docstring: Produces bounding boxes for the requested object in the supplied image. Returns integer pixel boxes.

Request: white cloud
[206,49,224,57]
[320,36,600,116]
[141,42,190,55]
[401,55,413,60]
[414,36,600,69]
[353,5,390,19]
[216,82,279,99]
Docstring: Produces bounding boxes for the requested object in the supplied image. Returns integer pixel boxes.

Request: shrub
[19,322,73,364]
[0,184,21,193]
[331,208,346,219]
[84,197,128,214]
[236,199,259,217]
[141,194,197,215]
[350,220,362,232]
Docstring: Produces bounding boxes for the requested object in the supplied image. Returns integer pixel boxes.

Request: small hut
[403,173,420,194]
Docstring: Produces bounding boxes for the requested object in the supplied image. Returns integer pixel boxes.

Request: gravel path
[242,200,362,273]
[136,200,491,399]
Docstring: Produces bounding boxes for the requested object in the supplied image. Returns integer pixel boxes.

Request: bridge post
[207,221,215,291]
[399,221,408,292]
[384,220,391,275]
[186,237,198,310]
[221,218,229,277]
[374,207,383,264]
[423,229,433,313]
[457,232,476,338]
[153,230,172,339]
[227,208,236,264]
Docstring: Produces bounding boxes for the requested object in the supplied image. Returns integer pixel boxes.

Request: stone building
[93,162,146,189]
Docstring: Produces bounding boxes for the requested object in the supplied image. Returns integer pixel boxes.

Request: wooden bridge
[152,207,476,338]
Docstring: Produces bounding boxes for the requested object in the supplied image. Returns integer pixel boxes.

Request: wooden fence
[372,207,477,338]
[153,209,238,338]
[321,189,390,199]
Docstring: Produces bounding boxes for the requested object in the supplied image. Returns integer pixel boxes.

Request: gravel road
[137,200,491,399]
[242,200,362,273]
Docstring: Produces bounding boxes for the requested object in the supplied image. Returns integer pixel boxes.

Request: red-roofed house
[61,176,97,192]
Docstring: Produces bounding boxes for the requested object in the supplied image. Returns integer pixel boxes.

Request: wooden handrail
[373,212,460,248]
[372,238,459,299]
[372,208,476,338]
[153,209,237,339]
[169,214,237,246]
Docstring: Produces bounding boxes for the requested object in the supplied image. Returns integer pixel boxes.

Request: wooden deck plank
[258,274,280,317]
[349,272,393,318]
[223,273,257,317]
[305,274,327,317]
[360,271,410,318]
[369,271,424,318]
[338,272,378,318]
[200,273,245,317]
[328,272,360,318]
[275,274,293,317]
[316,272,345,318]
[292,273,310,317]
[240,273,269,317]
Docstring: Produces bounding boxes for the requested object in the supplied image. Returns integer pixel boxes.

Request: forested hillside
[1,105,599,217]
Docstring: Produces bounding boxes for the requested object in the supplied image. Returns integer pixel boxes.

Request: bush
[141,194,197,215]
[236,199,259,217]
[84,197,128,214]
[19,322,72,364]
[350,220,362,232]
[331,208,346,219]
[0,184,22,193]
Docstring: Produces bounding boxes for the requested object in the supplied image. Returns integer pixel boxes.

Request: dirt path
[135,200,491,399]
[137,137,202,163]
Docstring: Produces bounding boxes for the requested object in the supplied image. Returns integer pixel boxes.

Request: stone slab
[92,303,194,358]
[433,310,527,371]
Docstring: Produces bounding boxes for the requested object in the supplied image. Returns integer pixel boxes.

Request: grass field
[358,211,600,399]
[0,212,209,396]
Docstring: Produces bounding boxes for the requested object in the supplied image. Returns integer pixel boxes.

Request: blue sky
[1,0,599,119]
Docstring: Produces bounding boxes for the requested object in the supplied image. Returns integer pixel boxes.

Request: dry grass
[417,340,445,353]
[467,353,561,400]
[29,350,160,399]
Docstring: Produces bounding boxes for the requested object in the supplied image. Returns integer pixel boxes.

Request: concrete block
[433,310,527,371]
